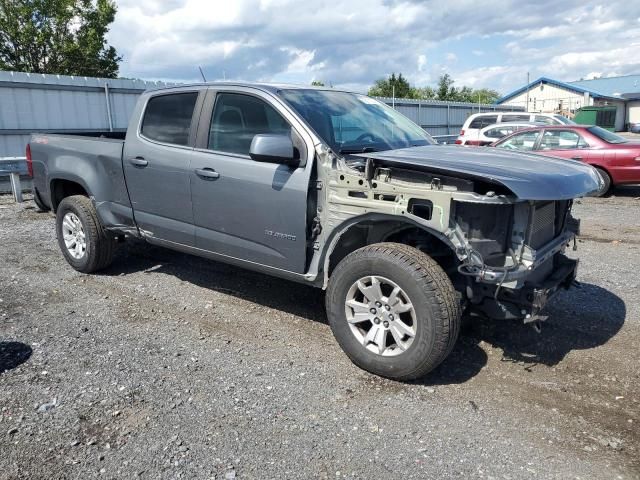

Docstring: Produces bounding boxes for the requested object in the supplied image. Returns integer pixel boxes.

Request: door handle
[195,168,220,179]
[571,156,583,161]
[129,157,148,167]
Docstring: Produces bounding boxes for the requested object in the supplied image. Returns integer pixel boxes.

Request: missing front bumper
[472,255,578,321]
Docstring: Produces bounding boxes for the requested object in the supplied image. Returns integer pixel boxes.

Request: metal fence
[0,71,175,158]
[373,97,525,136]
[0,70,524,158]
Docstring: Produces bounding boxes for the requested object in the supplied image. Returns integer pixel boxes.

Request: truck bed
[30,133,137,233]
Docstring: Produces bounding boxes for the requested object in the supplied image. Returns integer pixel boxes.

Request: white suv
[456,112,574,145]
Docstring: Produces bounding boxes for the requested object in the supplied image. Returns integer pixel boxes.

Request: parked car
[456,122,543,146]
[28,83,601,380]
[629,122,640,134]
[492,125,640,196]
[456,112,574,145]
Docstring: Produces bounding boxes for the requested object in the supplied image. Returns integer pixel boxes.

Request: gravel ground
[1,189,639,479]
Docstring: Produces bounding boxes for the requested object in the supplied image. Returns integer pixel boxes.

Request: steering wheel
[355,132,377,143]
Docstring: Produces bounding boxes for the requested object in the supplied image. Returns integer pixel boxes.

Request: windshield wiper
[339,146,381,154]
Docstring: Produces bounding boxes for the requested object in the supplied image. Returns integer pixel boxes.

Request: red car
[491,125,640,196]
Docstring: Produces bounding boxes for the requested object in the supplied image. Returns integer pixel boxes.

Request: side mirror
[249,134,299,167]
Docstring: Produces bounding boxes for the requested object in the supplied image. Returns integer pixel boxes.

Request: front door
[189,89,312,273]
[122,91,201,245]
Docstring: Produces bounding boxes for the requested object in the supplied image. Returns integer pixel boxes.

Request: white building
[497,75,640,131]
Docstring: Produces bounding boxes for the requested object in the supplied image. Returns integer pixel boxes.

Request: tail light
[25,144,33,177]
[459,130,465,136]
[455,139,463,144]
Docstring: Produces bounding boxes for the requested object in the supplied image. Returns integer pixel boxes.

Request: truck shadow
[465,282,626,367]
[0,342,33,375]
[105,244,625,385]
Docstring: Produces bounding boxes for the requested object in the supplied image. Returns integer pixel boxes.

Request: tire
[594,168,612,197]
[33,188,50,212]
[56,195,115,273]
[326,242,461,381]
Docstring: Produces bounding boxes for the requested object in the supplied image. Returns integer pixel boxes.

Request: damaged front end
[451,198,580,325]
[312,144,600,327]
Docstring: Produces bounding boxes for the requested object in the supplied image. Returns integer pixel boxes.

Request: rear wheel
[326,243,461,381]
[594,167,612,197]
[56,195,115,273]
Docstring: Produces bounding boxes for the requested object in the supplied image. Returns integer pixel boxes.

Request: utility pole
[525,71,530,112]
[392,85,395,109]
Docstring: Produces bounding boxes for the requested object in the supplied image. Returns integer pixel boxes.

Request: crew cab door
[189,87,313,273]
[123,90,203,245]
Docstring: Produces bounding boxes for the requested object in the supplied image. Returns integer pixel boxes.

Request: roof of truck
[145,81,353,94]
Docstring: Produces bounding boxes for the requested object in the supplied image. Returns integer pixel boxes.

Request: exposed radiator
[527,202,557,249]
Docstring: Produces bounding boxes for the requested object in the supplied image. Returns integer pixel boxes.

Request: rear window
[468,115,498,129]
[534,115,556,125]
[554,114,576,125]
[141,92,199,146]
[587,126,627,144]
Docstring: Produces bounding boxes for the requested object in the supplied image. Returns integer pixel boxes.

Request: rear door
[495,130,542,152]
[189,87,314,273]
[535,129,590,160]
[123,90,203,245]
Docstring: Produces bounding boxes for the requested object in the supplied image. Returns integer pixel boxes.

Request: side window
[502,114,531,122]
[484,126,515,139]
[141,93,198,146]
[468,115,498,129]
[535,115,555,125]
[209,93,291,155]
[496,131,540,151]
[539,130,587,150]
[481,115,498,128]
[468,118,483,129]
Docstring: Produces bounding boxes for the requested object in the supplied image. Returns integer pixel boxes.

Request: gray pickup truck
[29,83,601,380]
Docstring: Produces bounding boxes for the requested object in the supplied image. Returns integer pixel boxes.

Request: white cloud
[417,54,427,72]
[107,0,640,94]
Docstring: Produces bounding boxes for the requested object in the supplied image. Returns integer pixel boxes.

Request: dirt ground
[1,189,639,479]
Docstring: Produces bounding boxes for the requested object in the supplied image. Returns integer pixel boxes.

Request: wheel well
[50,179,88,211]
[326,221,457,278]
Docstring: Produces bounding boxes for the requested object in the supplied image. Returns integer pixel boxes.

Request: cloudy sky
[108,0,640,95]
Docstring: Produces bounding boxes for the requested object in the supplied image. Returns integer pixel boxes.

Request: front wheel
[326,243,461,381]
[56,195,115,273]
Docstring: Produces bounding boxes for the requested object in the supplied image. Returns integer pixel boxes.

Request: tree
[368,73,415,98]
[311,80,325,86]
[434,74,500,103]
[414,86,436,100]
[368,72,501,104]
[0,0,122,78]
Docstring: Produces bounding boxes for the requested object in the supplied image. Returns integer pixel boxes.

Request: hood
[356,145,602,200]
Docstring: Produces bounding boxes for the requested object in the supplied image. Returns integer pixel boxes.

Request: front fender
[318,213,457,289]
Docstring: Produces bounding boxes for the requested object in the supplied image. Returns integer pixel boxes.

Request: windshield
[554,115,576,125]
[587,126,627,144]
[278,89,435,153]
